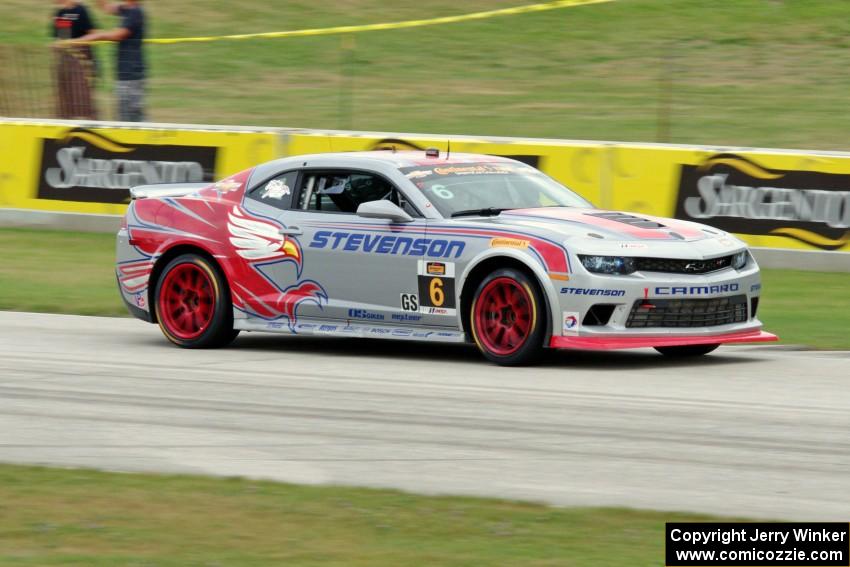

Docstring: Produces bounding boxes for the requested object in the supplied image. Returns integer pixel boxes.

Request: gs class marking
[400,293,419,312]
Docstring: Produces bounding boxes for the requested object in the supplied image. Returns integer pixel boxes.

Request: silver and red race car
[116,149,776,365]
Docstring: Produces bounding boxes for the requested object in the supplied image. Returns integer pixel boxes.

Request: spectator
[72,0,146,122]
[52,0,98,119]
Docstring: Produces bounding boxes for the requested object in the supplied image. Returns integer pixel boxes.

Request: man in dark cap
[52,0,98,119]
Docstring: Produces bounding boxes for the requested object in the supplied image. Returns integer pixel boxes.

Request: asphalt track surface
[1,311,848,520]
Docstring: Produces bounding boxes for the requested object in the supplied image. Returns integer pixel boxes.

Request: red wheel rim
[158,263,215,340]
[473,277,533,356]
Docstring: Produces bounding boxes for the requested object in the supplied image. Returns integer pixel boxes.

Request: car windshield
[399,162,593,217]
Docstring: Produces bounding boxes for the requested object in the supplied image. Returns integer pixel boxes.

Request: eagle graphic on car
[128,181,326,331]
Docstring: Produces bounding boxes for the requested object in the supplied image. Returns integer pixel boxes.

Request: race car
[116,149,776,365]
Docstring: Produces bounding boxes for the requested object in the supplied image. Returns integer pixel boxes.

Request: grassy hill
[2,0,850,149]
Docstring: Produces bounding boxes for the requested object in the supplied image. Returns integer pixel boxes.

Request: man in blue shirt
[72,0,146,121]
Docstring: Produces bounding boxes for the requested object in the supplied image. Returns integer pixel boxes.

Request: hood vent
[585,211,667,229]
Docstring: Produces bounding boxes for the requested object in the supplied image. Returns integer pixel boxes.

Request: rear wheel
[154,253,239,348]
[470,268,545,366]
[654,344,720,357]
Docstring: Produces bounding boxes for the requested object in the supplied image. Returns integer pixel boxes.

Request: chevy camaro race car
[116,149,776,365]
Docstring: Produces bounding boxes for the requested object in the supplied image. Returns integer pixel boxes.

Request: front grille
[626,295,748,328]
[634,255,732,274]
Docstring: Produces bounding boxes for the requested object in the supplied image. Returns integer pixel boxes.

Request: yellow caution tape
[146,0,613,45]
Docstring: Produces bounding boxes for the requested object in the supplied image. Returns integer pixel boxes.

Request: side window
[247,171,297,210]
[298,171,420,216]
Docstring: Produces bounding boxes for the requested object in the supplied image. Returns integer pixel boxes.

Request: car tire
[470,268,546,366]
[154,253,239,349]
[654,344,720,357]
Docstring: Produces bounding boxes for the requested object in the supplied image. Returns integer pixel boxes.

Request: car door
[272,168,427,326]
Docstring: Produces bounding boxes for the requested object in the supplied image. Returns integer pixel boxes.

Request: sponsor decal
[348,309,384,321]
[392,313,422,322]
[309,231,465,259]
[426,262,446,276]
[133,293,147,309]
[433,165,513,176]
[751,283,762,293]
[674,153,850,250]
[619,242,648,249]
[400,293,419,312]
[655,283,741,296]
[490,237,530,249]
[560,287,626,297]
[38,128,216,204]
[269,321,455,341]
[423,306,455,316]
[562,311,580,335]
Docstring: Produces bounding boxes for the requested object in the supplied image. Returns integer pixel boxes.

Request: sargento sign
[37,128,218,204]
[674,153,850,250]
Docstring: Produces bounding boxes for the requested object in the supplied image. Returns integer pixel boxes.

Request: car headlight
[579,255,636,275]
[731,250,749,270]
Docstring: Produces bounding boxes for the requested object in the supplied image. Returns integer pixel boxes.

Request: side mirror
[356,200,414,223]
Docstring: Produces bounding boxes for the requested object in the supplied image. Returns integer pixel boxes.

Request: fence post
[339,35,356,131]
[656,41,674,143]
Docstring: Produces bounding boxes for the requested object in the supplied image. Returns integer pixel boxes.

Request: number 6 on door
[418,260,456,315]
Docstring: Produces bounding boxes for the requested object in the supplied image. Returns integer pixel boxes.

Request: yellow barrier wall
[0,121,280,215]
[284,131,850,252]
[2,120,848,253]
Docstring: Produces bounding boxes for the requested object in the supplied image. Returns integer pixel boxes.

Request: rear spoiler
[129,183,209,200]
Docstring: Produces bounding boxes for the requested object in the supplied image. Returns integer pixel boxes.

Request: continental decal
[490,237,530,249]
[37,128,217,204]
[426,262,446,275]
[674,153,850,251]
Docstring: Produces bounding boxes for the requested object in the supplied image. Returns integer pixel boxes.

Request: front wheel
[470,268,546,366]
[654,344,720,357]
[154,253,239,348]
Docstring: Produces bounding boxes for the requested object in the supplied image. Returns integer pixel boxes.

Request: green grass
[1,228,848,349]
[0,463,728,566]
[2,1,850,149]
[0,229,125,316]
[759,269,850,350]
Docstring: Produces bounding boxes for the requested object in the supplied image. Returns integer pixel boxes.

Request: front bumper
[552,261,777,349]
[550,329,777,350]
